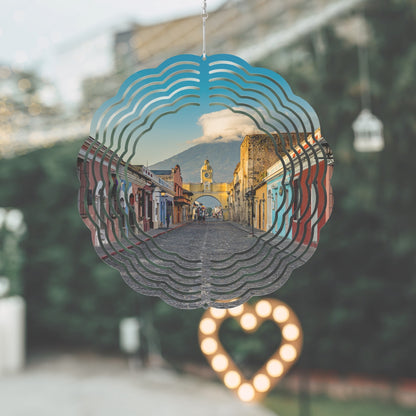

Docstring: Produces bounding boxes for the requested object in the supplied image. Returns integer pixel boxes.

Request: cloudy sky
[0,0,224,68]
[0,0,226,105]
[192,108,258,144]
[135,105,259,165]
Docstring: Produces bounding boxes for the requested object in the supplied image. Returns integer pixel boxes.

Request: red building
[77,137,170,247]
[77,137,121,246]
[265,130,334,248]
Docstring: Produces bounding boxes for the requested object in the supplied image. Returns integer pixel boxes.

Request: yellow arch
[183,182,230,219]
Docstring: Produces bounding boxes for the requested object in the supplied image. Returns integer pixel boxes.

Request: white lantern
[353,109,384,152]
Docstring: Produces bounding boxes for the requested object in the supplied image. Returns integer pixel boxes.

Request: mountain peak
[150,141,241,183]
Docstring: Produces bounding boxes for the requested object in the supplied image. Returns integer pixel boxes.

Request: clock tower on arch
[201,160,213,183]
[201,160,213,191]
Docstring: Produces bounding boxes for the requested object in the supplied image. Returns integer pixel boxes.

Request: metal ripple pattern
[77,54,334,309]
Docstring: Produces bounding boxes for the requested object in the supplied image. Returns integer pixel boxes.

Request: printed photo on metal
[77,54,334,309]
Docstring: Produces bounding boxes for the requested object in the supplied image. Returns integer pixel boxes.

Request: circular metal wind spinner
[77,6,334,310]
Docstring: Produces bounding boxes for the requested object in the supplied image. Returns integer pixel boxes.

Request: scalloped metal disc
[77,54,334,309]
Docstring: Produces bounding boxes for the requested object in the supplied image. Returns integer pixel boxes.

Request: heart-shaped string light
[198,298,303,402]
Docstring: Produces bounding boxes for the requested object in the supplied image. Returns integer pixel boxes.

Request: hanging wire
[357,13,371,111]
[358,42,371,111]
[202,0,208,59]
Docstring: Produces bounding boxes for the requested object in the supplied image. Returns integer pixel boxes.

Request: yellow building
[183,160,231,219]
[227,132,305,230]
[253,182,268,231]
[228,134,279,226]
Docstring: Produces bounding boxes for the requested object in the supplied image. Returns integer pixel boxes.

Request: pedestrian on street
[166,213,170,228]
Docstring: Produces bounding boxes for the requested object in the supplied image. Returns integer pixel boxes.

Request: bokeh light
[211,354,229,372]
[238,383,255,402]
[228,304,244,317]
[199,318,216,335]
[266,359,284,377]
[240,313,257,331]
[280,344,297,362]
[253,374,271,392]
[200,337,218,355]
[224,371,241,389]
[273,305,289,323]
[210,308,227,319]
[255,300,272,317]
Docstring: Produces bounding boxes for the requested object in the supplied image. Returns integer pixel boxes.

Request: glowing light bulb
[273,305,289,323]
[211,354,229,372]
[210,308,226,319]
[238,383,255,402]
[228,305,244,317]
[224,371,241,389]
[255,300,272,317]
[201,337,218,355]
[240,313,257,331]
[253,374,271,392]
[280,344,297,362]
[282,324,299,341]
[200,318,216,335]
[266,359,284,377]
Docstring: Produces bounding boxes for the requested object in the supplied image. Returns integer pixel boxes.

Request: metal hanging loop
[202,0,208,59]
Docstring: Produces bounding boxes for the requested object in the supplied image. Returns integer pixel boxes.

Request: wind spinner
[77,1,334,309]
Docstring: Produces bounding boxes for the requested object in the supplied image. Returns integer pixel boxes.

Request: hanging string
[358,42,371,111]
[202,0,208,59]
[357,13,371,111]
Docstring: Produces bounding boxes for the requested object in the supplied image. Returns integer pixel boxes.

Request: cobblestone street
[97,220,314,309]
[154,220,256,261]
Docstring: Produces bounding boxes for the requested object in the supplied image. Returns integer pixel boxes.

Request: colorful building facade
[227,131,333,243]
[78,137,190,247]
[265,130,334,247]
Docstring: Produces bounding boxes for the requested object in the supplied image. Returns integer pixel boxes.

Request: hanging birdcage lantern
[352,108,384,152]
[353,14,384,153]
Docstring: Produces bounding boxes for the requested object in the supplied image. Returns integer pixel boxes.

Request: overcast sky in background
[0,0,225,69]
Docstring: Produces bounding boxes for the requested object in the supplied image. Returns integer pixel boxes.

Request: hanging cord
[358,43,371,111]
[357,13,371,111]
[202,0,208,59]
